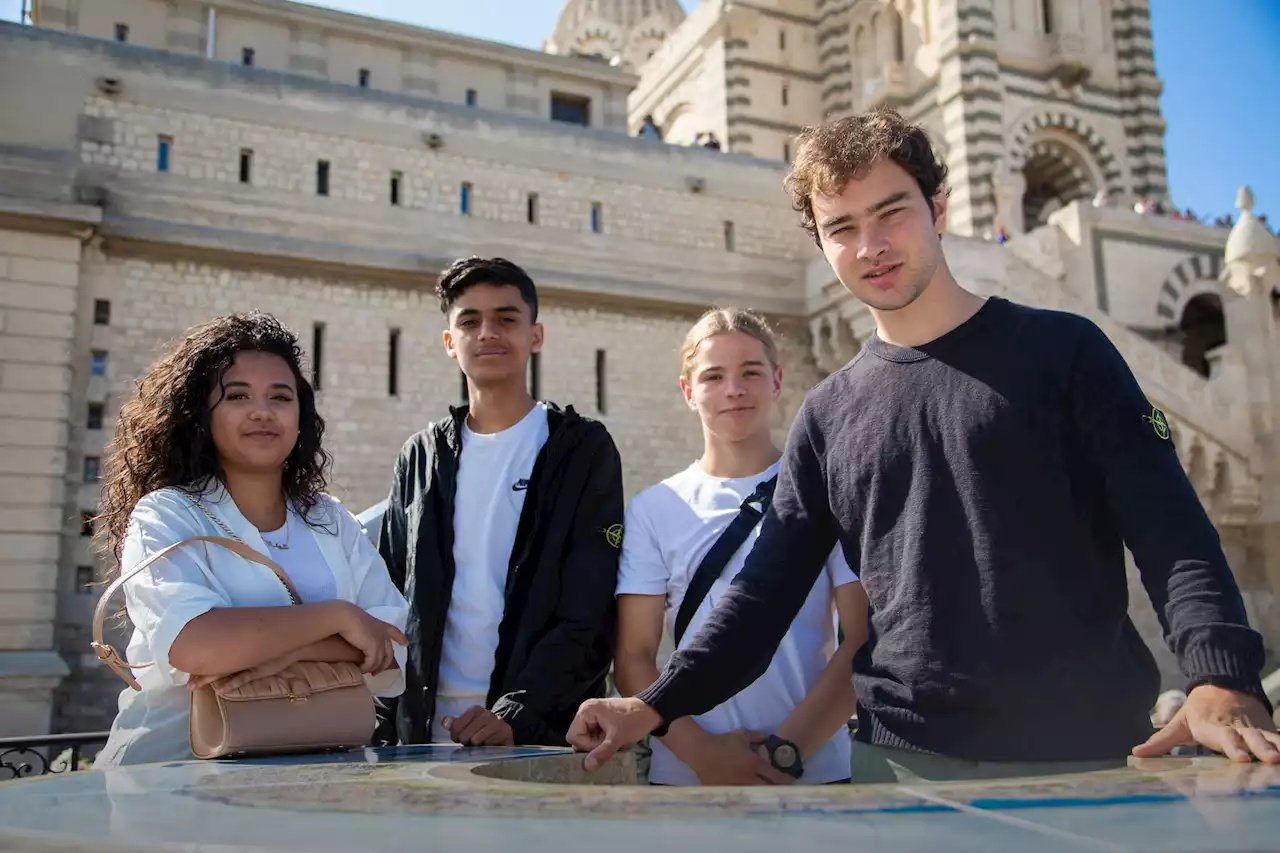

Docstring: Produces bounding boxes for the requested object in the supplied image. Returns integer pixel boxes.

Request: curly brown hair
[95,312,331,568]
[784,107,949,247]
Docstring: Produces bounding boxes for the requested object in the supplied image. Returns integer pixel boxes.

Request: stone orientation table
[0,744,1278,852]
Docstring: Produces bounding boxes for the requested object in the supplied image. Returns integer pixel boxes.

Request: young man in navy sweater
[568,109,1278,780]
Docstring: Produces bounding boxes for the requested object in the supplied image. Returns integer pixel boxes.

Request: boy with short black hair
[377,256,624,747]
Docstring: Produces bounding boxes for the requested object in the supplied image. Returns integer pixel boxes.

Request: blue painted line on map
[743,786,1280,819]
[970,786,1280,812]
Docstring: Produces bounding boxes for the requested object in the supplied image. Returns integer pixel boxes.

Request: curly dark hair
[785,107,949,247]
[436,256,539,319]
[95,312,331,568]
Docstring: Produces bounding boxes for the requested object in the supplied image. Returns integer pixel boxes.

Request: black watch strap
[764,734,804,779]
[650,717,671,738]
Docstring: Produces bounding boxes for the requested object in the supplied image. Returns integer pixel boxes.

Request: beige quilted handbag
[92,534,376,759]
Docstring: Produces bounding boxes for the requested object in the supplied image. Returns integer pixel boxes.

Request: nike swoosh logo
[512,479,530,492]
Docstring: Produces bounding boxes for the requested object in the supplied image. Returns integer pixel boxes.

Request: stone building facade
[628,0,1167,239]
[0,0,1276,737]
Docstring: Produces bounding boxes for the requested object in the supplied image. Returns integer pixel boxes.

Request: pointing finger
[1132,719,1190,758]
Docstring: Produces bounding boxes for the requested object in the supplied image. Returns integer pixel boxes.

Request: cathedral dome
[544,0,687,71]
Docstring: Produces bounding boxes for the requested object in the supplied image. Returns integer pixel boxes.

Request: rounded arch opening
[1020,134,1099,228]
[659,101,699,146]
[1178,293,1226,378]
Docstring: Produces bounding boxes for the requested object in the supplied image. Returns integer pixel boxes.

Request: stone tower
[545,0,688,71]
[629,0,1171,238]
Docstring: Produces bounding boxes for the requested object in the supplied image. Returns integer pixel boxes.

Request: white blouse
[95,482,410,767]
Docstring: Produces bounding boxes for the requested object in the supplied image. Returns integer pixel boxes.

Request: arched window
[854,25,870,81]
[1178,293,1226,378]
[870,12,882,65]
[892,6,905,62]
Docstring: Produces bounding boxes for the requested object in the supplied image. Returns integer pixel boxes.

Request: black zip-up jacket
[373,402,623,746]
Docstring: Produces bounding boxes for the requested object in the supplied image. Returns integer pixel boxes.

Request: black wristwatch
[763,734,804,779]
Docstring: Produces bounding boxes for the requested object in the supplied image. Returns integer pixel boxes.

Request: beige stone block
[0,419,67,449]
[0,309,74,339]
[0,335,73,364]
[0,507,63,533]
[1,363,72,393]
[8,257,80,288]
[0,561,58,592]
[0,475,62,506]
[0,685,55,737]
[0,281,77,313]
[0,447,66,477]
[0,230,82,263]
[0,533,60,562]
[0,621,55,651]
[0,590,56,618]
[0,391,69,420]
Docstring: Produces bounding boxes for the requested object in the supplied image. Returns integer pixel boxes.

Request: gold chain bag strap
[91,501,376,760]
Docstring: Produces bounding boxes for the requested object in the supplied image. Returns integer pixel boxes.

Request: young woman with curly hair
[94,312,409,767]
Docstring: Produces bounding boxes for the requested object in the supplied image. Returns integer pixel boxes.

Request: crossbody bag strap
[91,534,300,691]
[672,475,778,646]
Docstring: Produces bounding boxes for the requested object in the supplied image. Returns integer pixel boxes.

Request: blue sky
[1,0,1275,220]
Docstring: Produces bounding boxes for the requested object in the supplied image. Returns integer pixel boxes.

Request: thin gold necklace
[260,513,292,550]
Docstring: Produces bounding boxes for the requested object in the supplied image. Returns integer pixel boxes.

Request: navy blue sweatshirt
[638,297,1267,762]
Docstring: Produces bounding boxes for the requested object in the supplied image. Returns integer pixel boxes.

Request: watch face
[774,743,798,768]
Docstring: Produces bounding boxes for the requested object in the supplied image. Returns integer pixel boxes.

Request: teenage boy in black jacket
[375,257,624,747]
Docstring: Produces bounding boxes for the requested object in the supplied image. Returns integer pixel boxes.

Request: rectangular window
[83,456,100,483]
[550,93,591,127]
[76,565,94,592]
[311,323,325,391]
[87,403,104,430]
[358,68,371,88]
[590,202,603,234]
[529,352,541,400]
[80,511,94,537]
[724,220,735,252]
[390,171,402,206]
[388,328,400,397]
[115,23,129,43]
[781,83,789,106]
[239,148,253,184]
[460,182,472,215]
[527,192,539,224]
[90,350,107,376]
[157,136,171,172]
[595,349,607,414]
[1043,0,1054,34]
[779,28,786,50]
[316,160,330,196]
[783,142,791,162]
[465,88,477,107]
[93,299,111,325]
[242,47,255,67]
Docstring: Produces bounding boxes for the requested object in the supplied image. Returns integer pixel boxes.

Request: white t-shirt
[617,460,857,785]
[259,511,337,604]
[434,402,549,741]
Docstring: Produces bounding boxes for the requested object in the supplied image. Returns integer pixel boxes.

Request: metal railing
[0,732,109,780]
